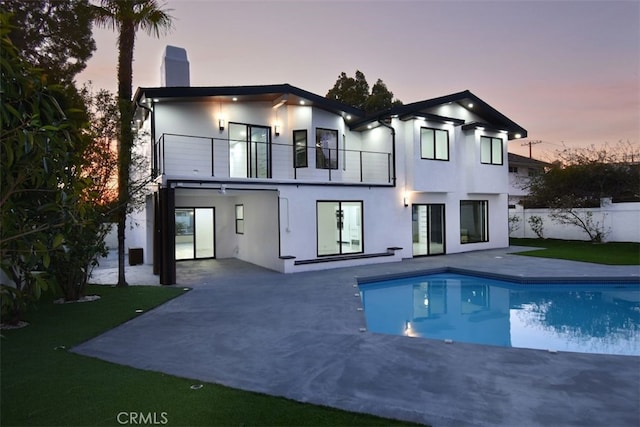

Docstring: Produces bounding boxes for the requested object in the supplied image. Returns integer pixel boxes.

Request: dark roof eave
[133,84,365,118]
[349,90,527,137]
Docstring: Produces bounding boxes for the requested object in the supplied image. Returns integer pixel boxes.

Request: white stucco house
[126,47,527,284]
[507,152,552,206]
[507,153,552,208]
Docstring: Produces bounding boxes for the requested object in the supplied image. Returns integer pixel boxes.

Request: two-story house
[127,47,527,284]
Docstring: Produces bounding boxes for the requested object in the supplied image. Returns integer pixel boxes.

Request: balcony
[153,133,393,185]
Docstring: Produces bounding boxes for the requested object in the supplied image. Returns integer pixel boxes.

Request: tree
[524,141,640,208]
[1,14,78,321]
[523,142,638,243]
[79,85,120,206]
[365,79,403,113]
[1,0,95,88]
[326,70,402,114]
[49,87,120,302]
[92,0,173,287]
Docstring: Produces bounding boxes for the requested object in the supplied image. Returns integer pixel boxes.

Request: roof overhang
[351,90,527,139]
[133,84,365,123]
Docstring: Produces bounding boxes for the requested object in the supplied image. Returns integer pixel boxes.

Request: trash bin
[129,248,143,266]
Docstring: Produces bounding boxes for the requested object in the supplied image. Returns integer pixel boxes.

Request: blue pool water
[359,273,640,356]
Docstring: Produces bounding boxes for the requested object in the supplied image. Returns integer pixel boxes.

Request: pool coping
[356,266,640,285]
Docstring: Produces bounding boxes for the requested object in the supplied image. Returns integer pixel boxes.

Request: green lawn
[510,238,640,265]
[1,285,417,427]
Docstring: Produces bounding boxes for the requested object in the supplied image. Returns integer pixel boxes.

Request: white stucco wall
[409,192,509,254]
[278,185,409,262]
[509,202,640,242]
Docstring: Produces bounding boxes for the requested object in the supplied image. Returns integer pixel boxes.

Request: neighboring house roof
[507,152,552,168]
[134,85,527,140]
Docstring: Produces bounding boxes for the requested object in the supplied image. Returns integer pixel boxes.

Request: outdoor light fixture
[219,118,225,131]
[274,125,281,136]
[467,103,474,108]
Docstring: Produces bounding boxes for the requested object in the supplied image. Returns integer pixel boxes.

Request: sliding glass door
[412,204,445,256]
[175,208,215,260]
[229,123,271,178]
[317,201,363,256]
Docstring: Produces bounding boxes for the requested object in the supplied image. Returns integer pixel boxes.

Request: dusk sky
[78,0,640,160]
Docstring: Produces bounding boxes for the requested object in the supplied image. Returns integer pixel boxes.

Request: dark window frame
[315,128,339,170]
[420,127,450,161]
[228,122,273,178]
[316,200,364,257]
[235,204,244,234]
[460,200,489,244]
[480,136,503,165]
[293,129,308,168]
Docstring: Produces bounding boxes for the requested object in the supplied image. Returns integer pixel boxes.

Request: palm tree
[93,0,172,287]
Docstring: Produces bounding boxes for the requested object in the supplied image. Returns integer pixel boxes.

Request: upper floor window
[316,128,338,169]
[293,130,308,168]
[420,127,449,161]
[480,136,503,165]
[508,166,518,173]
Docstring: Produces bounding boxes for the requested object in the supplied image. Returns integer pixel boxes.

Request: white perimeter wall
[509,202,640,242]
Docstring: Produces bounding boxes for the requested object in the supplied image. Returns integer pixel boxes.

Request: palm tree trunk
[115,20,135,288]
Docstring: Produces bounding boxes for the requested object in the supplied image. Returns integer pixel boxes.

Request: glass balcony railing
[153,133,393,185]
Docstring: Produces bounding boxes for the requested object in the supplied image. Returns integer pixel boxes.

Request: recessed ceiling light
[515,133,522,139]
[476,126,485,130]
[299,100,306,105]
[153,98,159,102]
[467,103,473,108]
[346,115,351,120]
[232,97,238,101]
[367,125,372,129]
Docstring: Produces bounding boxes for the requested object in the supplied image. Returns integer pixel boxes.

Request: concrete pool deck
[77,247,640,426]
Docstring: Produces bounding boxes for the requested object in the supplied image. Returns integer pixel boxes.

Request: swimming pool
[358,272,640,356]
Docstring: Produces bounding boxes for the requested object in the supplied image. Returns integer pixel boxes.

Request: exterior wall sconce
[404,196,408,207]
[218,119,225,131]
[274,125,281,136]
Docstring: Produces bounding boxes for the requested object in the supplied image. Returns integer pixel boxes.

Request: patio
[78,248,640,426]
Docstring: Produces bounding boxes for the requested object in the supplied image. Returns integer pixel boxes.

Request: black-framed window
[480,136,503,165]
[342,133,346,171]
[229,123,272,178]
[293,130,307,168]
[316,128,338,169]
[235,204,244,234]
[460,200,488,244]
[420,127,449,160]
[317,201,363,256]
[508,166,518,173]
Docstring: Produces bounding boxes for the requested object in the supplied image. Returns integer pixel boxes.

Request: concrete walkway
[77,248,640,426]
